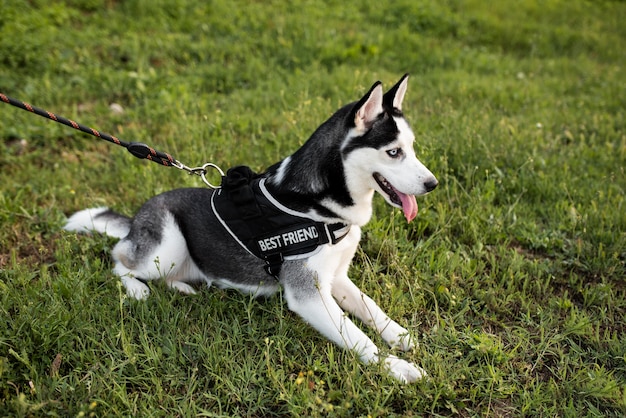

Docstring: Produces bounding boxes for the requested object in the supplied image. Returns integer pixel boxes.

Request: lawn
[1,0,625,416]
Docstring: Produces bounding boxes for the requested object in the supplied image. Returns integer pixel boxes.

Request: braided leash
[0,93,223,188]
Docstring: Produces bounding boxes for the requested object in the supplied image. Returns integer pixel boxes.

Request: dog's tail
[64,207,131,239]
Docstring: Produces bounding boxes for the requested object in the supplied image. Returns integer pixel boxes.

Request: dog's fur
[64,75,438,383]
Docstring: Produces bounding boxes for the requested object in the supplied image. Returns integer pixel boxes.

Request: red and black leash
[0,93,223,186]
[0,93,177,166]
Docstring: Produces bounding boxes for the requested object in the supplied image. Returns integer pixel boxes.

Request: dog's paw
[381,320,416,351]
[122,277,150,300]
[383,355,427,384]
[167,281,197,295]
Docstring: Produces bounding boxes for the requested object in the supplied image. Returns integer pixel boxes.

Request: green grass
[1,0,625,416]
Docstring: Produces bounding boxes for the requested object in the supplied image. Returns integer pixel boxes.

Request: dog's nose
[424,178,438,192]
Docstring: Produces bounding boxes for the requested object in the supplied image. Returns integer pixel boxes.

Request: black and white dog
[65,74,438,383]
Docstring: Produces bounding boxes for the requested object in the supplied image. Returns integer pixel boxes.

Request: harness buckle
[263,253,284,279]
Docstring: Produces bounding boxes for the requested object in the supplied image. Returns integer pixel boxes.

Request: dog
[64,74,438,383]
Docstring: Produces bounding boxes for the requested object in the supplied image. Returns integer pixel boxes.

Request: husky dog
[65,74,438,383]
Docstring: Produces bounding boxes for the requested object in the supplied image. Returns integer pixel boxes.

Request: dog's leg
[281,261,425,383]
[110,212,202,300]
[113,256,199,299]
[110,237,152,300]
[332,276,414,351]
[329,227,415,351]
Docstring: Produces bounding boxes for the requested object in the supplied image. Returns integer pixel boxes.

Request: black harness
[211,166,350,278]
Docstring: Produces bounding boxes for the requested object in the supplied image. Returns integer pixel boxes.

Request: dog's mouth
[373,173,418,222]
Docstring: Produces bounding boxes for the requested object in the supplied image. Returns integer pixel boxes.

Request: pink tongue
[399,192,418,222]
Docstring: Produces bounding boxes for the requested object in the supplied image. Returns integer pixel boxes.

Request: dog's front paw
[381,320,416,351]
[383,355,427,384]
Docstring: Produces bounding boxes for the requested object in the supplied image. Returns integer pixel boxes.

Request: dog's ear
[353,81,383,132]
[383,73,409,112]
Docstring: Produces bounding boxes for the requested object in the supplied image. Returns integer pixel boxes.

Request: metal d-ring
[172,160,225,189]
[199,162,225,189]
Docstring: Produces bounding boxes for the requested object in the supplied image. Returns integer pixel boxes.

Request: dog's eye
[386,148,403,158]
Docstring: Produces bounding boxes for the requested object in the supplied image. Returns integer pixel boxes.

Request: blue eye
[386,148,402,158]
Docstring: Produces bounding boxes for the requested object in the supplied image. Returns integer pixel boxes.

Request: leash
[0,93,224,188]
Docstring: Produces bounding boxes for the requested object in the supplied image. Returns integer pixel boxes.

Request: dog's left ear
[383,73,409,112]
[353,81,384,132]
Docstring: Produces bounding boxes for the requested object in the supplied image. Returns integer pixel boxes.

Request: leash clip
[173,161,225,189]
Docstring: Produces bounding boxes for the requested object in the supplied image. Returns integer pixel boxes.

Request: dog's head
[342,74,438,222]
